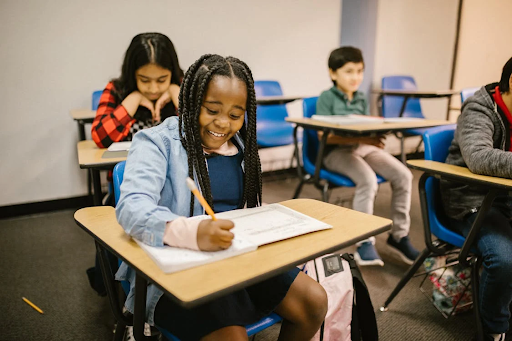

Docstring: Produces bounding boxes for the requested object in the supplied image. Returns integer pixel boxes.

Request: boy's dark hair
[499,56,512,93]
[112,32,184,100]
[179,54,262,216]
[328,46,364,86]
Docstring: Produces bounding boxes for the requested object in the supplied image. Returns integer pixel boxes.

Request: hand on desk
[122,91,158,121]
[359,135,386,149]
[197,219,235,251]
[321,132,386,148]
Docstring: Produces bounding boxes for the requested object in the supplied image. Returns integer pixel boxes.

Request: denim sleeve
[316,91,333,116]
[115,128,180,247]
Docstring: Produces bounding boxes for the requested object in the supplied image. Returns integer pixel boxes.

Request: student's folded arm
[458,104,512,178]
[115,129,179,247]
[91,86,134,148]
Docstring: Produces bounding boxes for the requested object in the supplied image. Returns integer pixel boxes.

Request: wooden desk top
[372,89,459,98]
[256,95,303,105]
[74,199,391,307]
[407,160,512,190]
[77,140,127,169]
[70,109,96,122]
[286,117,451,134]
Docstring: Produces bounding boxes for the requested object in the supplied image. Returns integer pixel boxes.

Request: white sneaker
[124,323,152,341]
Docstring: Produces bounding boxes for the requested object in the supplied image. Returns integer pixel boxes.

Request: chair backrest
[92,90,103,110]
[422,125,465,246]
[254,80,283,97]
[113,161,126,206]
[381,76,424,118]
[460,87,479,103]
[302,97,320,173]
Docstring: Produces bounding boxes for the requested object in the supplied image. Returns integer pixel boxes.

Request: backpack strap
[312,259,325,341]
[342,253,379,341]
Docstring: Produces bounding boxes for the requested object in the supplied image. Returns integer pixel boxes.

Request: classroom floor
[1,169,510,341]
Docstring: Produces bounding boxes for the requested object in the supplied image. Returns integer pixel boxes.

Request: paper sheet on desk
[107,141,132,152]
[135,204,332,273]
[311,114,383,125]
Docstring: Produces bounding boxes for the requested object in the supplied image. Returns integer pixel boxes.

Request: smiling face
[135,63,171,101]
[199,75,247,150]
[329,61,364,95]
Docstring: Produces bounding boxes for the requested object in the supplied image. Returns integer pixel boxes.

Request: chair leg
[113,321,126,341]
[471,256,484,341]
[293,174,310,199]
[321,183,330,202]
[380,248,431,311]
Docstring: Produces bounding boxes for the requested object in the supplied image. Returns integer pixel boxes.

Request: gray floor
[0,169,509,340]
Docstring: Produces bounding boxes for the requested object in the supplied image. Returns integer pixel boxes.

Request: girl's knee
[305,283,328,322]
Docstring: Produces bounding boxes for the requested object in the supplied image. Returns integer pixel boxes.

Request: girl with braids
[91,32,183,148]
[116,54,327,341]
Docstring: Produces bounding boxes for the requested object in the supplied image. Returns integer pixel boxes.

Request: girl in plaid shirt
[91,32,183,148]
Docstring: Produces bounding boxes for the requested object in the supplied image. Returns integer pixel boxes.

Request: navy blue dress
[154,145,300,340]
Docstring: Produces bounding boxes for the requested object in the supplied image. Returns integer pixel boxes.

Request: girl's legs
[273,272,328,341]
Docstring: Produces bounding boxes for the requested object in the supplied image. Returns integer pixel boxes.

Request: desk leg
[91,169,103,206]
[314,130,329,201]
[458,189,499,267]
[77,121,86,141]
[134,274,151,341]
[398,96,410,164]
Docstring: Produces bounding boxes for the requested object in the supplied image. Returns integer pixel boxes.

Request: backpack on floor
[301,253,378,341]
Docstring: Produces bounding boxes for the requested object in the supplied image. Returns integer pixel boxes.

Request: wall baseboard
[0,195,94,219]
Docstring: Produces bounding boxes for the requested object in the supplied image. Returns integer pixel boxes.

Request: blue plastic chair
[112,161,283,341]
[293,97,386,201]
[92,90,102,110]
[254,80,296,147]
[461,87,479,103]
[381,124,484,339]
[381,76,428,160]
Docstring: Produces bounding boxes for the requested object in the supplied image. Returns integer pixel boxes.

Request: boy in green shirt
[317,47,419,266]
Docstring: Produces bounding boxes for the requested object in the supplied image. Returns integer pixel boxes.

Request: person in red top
[91,32,184,148]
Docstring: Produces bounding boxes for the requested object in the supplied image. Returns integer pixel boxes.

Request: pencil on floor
[22,297,44,314]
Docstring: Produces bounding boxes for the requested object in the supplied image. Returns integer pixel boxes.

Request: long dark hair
[179,54,262,216]
[499,56,512,93]
[112,32,183,100]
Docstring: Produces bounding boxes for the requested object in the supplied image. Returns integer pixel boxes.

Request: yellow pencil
[186,177,217,221]
[22,297,44,314]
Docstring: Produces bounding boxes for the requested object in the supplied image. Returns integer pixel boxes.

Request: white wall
[0,0,340,206]
[372,0,459,120]
[452,0,512,95]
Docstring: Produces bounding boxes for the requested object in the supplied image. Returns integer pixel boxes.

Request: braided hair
[179,54,262,216]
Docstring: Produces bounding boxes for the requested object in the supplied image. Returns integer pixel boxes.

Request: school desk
[407,159,512,267]
[75,198,391,340]
[255,95,303,105]
[77,140,127,206]
[70,109,96,141]
[372,89,460,121]
[285,117,451,193]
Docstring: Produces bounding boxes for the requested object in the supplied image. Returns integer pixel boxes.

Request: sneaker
[386,235,420,265]
[355,241,384,266]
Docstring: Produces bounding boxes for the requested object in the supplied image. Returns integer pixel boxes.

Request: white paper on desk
[383,117,424,123]
[107,141,132,152]
[311,114,383,125]
[136,204,331,273]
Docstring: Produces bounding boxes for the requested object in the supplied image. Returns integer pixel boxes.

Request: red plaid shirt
[91,82,136,148]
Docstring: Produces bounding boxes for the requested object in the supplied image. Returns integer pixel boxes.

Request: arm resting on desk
[457,105,512,178]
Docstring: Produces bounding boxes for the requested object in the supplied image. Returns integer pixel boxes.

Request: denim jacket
[115,116,245,325]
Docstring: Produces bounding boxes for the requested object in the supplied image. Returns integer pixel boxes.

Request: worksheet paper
[311,114,383,125]
[135,204,332,273]
[107,141,132,152]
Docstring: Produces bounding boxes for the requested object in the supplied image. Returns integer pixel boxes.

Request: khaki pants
[323,144,412,243]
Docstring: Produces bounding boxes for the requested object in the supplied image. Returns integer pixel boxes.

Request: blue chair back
[422,125,465,247]
[254,80,294,147]
[460,87,479,103]
[92,90,103,110]
[381,76,424,118]
[254,80,283,97]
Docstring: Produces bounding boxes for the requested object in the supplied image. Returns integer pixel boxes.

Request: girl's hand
[138,93,156,121]
[197,219,235,251]
[155,84,180,122]
[361,135,386,149]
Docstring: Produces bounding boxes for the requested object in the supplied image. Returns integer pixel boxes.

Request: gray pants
[323,144,412,242]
